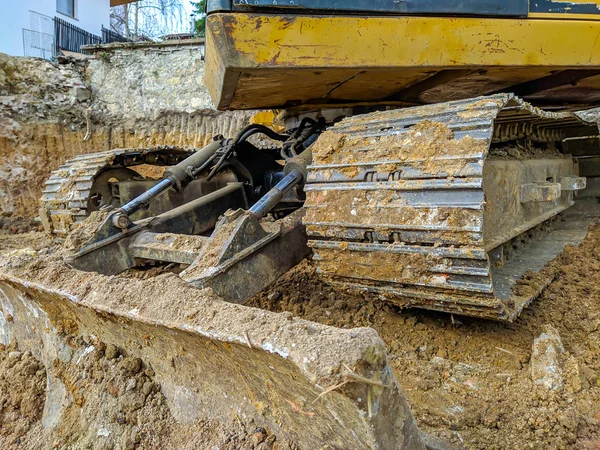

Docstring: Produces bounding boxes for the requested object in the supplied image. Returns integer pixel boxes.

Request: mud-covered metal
[305,94,593,320]
[0,273,427,449]
[181,209,311,302]
[40,146,195,237]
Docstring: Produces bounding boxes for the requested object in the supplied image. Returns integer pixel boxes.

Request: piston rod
[119,140,223,218]
[249,169,303,218]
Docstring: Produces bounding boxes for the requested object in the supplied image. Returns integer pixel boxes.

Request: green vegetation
[191,1,206,37]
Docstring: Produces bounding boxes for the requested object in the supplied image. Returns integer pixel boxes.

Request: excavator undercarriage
[35,93,599,320]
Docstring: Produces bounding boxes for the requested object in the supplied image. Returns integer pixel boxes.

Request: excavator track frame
[305,94,597,320]
[40,146,194,237]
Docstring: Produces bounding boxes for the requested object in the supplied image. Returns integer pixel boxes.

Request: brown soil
[62,210,111,251]
[3,225,600,449]
[0,217,42,234]
[0,343,46,449]
[0,232,51,255]
[250,225,600,450]
[0,339,293,450]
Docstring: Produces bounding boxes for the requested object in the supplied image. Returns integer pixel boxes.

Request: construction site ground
[0,216,599,450]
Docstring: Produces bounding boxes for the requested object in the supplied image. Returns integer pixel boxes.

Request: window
[57,0,75,18]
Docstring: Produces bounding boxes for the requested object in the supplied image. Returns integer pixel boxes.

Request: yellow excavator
[203,0,600,319]
[38,1,600,321]
[3,4,600,448]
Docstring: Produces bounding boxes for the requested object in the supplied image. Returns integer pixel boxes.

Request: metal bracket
[520,182,561,203]
[559,176,586,192]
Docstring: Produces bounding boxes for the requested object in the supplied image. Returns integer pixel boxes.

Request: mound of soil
[0,338,295,450]
[250,225,600,449]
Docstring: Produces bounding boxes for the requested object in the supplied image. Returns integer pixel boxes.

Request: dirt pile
[0,344,46,449]
[250,224,600,449]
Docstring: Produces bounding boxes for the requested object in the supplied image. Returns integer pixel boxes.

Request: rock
[507,148,521,158]
[8,351,23,360]
[142,381,154,396]
[71,86,91,102]
[126,378,137,392]
[267,291,281,302]
[530,325,564,391]
[119,357,142,375]
[252,428,268,445]
[105,344,119,360]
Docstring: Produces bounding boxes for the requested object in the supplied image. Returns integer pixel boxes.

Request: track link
[40,146,193,237]
[305,94,595,321]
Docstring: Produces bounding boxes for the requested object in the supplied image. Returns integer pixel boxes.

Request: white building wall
[0,0,110,57]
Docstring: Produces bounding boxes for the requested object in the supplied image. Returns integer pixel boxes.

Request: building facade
[0,0,134,58]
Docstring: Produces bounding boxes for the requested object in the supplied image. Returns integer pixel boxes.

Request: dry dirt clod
[531,324,565,391]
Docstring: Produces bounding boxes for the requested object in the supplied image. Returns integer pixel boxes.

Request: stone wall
[0,41,255,229]
[85,40,214,122]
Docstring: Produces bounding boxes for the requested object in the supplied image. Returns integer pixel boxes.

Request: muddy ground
[1,224,600,449]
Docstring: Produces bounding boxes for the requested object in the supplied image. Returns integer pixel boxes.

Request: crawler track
[40,146,193,237]
[305,94,595,320]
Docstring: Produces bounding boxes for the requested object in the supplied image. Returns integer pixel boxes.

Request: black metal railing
[102,26,130,44]
[54,17,101,55]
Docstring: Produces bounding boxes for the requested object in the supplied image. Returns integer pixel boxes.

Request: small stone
[327,292,336,302]
[507,148,521,158]
[142,381,154,396]
[105,344,119,360]
[71,86,91,102]
[252,428,267,445]
[267,291,281,302]
[120,357,142,375]
[126,378,137,392]
[531,324,564,391]
[8,351,23,360]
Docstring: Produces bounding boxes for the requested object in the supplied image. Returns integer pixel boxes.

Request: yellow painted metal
[209,14,600,68]
[205,12,600,109]
[250,110,284,132]
[529,13,600,20]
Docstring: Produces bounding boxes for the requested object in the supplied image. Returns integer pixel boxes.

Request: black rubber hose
[290,117,317,139]
[234,124,288,145]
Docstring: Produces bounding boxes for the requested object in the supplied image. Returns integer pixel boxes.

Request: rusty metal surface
[40,146,194,238]
[181,209,311,303]
[305,94,595,320]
